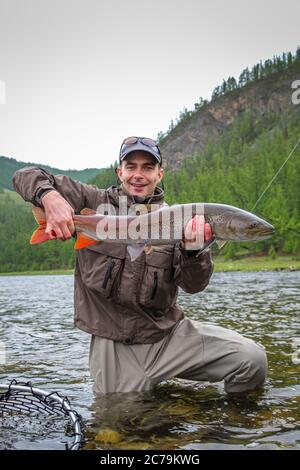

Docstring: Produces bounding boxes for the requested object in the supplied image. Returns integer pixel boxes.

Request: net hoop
[0,380,84,450]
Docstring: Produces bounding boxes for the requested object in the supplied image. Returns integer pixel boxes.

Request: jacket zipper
[102,260,115,289]
[150,271,158,300]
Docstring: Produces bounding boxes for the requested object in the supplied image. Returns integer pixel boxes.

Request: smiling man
[13,136,267,395]
[116,136,164,198]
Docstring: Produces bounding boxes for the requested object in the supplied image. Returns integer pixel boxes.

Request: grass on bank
[0,256,299,276]
[213,255,300,272]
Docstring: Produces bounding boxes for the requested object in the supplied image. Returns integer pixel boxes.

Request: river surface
[0,271,299,450]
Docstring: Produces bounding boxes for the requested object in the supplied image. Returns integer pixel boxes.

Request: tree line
[0,103,299,272]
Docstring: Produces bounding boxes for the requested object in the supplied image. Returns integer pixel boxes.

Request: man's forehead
[123,151,157,164]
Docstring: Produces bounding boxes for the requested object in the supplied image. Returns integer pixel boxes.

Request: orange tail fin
[30,207,50,245]
[31,206,100,248]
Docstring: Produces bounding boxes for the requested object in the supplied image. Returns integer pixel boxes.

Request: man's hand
[41,191,75,241]
[183,214,213,251]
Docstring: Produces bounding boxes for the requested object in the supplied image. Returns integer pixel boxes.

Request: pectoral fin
[216,240,227,250]
[75,232,100,249]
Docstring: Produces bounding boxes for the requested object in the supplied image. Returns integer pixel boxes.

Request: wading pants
[89,318,268,395]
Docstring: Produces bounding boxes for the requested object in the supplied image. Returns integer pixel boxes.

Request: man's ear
[115,166,122,182]
[157,167,164,183]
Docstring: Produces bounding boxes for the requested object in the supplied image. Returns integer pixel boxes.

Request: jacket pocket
[78,242,126,298]
[138,248,177,311]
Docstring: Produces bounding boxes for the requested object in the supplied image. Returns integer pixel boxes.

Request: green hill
[1,47,300,273]
[0,188,74,272]
[0,156,101,190]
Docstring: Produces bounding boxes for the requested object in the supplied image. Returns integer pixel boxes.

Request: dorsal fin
[80,208,97,216]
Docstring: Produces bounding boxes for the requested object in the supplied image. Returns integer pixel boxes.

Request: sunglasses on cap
[119,136,162,164]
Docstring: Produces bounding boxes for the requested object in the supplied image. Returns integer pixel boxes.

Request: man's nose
[132,169,145,179]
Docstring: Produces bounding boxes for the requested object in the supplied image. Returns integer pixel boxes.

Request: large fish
[30,202,275,260]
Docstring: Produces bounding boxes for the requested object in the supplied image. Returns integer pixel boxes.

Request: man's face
[116,151,164,197]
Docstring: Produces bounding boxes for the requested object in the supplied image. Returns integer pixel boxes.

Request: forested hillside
[1,49,300,272]
[0,156,101,190]
[163,107,300,258]
[157,47,300,169]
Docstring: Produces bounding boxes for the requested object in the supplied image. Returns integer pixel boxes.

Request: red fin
[32,206,46,225]
[74,233,100,250]
[30,206,48,245]
[80,208,97,215]
[30,227,50,245]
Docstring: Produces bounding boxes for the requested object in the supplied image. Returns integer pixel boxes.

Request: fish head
[226,211,275,241]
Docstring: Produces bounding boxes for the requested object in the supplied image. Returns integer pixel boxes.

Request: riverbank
[213,255,300,272]
[0,269,74,276]
[0,256,299,276]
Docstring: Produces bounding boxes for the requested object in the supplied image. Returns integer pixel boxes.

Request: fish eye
[250,221,258,228]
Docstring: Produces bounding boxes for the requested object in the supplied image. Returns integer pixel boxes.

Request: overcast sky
[0,0,299,170]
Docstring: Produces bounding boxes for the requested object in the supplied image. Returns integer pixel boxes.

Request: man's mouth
[130,183,147,189]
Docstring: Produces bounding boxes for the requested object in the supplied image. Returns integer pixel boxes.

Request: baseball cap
[119,137,162,165]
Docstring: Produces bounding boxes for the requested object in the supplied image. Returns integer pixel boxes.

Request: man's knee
[225,340,268,393]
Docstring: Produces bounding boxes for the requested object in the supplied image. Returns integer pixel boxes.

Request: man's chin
[129,185,149,196]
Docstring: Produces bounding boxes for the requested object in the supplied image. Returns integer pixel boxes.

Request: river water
[0,271,299,450]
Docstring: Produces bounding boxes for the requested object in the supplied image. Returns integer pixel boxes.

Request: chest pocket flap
[78,242,126,298]
[139,247,177,310]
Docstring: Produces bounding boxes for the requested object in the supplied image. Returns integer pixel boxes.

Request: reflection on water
[0,271,299,449]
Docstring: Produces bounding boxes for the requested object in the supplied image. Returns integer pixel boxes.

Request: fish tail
[30,206,50,245]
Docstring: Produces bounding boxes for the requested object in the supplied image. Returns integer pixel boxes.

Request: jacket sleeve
[173,243,214,294]
[12,166,102,213]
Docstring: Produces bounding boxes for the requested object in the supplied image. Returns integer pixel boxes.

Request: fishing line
[251,138,300,212]
[218,138,300,253]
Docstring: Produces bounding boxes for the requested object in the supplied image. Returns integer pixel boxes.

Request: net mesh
[0,380,84,450]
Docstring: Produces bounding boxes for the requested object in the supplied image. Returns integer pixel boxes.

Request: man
[13,136,267,395]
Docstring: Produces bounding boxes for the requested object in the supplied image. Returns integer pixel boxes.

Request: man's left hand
[183,215,213,251]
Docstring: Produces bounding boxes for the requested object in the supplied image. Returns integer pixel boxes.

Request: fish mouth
[252,228,275,239]
[262,224,275,236]
[260,231,274,239]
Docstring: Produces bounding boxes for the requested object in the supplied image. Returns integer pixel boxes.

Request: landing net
[0,380,84,450]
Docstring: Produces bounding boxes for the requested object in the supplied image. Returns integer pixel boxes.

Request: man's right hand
[41,191,75,241]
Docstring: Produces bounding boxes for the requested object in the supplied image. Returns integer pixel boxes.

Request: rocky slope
[160,64,300,169]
